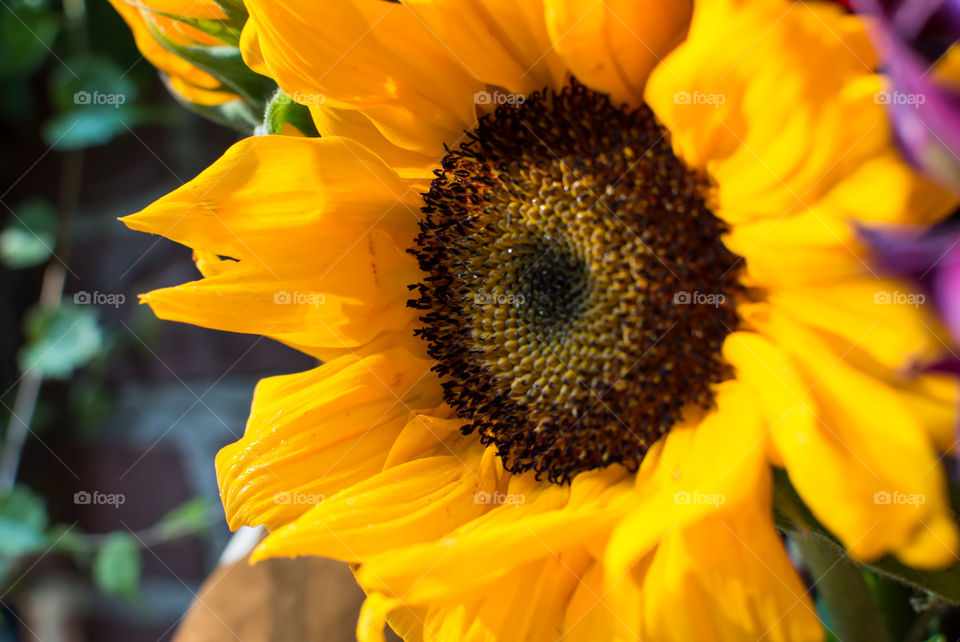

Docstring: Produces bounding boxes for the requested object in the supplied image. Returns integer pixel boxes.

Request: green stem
[62,509,219,553]
[793,533,892,642]
[0,376,42,492]
[0,0,87,489]
[0,148,83,491]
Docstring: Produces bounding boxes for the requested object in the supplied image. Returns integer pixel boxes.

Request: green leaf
[154,498,213,541]
[18,303,104,379]
[42,54,147,150]
[48,55,136,112]
[863,568,919,641]
[0,76,37,124]
[0,198,57,268]
[258,89,320,137]
[792,533,891,642]
[0,520,49,558]
[46,524,86,556]
[0,487,49,557]
[42,107,140,150]
[0,486,48,531]
[93,533,141,601]
[0,0,59,76]
[48,55,135,111]
[70,378,112,441]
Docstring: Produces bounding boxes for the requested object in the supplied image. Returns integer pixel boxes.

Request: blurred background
[6,0,960,641]
[0,0,323,639]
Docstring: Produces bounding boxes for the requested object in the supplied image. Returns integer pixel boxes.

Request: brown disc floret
[409,80,743,482]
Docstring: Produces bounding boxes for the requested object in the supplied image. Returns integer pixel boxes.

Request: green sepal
[256,89,320,137]
[171,93,260,133]
[145,20,276,110]
[136,1,248,45]
[211,0,249,28]
[148,13,244,47]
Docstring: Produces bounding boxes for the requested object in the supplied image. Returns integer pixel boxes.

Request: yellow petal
[361,552,597,642]
[641,473,822,642]
[561,559,643,642]
[402,0,567,95]
[766,279,941,368]
[123,135,422,350]
[137,246,417,349]
[897,511,960,569]
[136,0,226,19]
[252,442,499,562]
[357,593,409,642]
[382,412,466,469]
[892,373,959,454]
[605,381,769,577]
[122,135,417,257]
[108,0,236,105]
[544,0,692,107]
[645,0,955,228]
[238,18,269,77]
[356,467,633,605]
[216,344,441,532]
[372,550,592,642]
[721,212,866,286]
[726,324,957,565]
[433,550,591,642]
[244,0,481,156]
[309,104,440,180]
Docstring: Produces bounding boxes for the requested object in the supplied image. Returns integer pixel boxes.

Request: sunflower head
[117,0,960,640]
[411,80,744,481]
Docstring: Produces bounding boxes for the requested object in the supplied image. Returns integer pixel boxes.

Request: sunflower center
[410,80,743,482]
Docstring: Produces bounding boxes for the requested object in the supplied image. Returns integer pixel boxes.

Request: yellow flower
[123,0,960,640]
[109,0,239,105]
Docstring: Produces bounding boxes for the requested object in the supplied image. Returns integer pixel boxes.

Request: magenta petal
[935,250,960,342]
[854,0,960,190]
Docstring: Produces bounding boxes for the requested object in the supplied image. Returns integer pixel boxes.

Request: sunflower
[122,0,960,639]
[109,0,241,105]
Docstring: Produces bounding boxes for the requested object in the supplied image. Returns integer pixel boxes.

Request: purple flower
[853,0,960,190]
